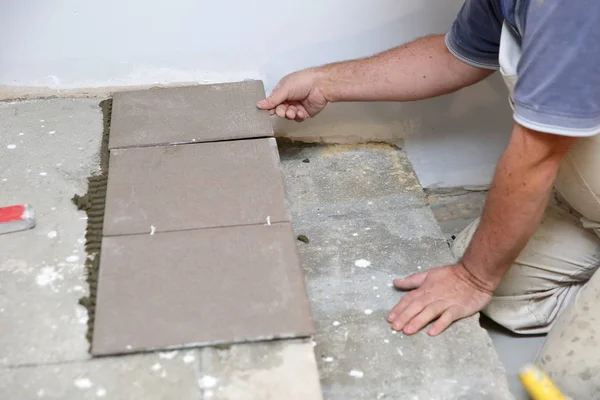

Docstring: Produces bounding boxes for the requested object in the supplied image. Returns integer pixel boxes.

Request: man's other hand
[256,68,329,122]
[387,263,493,336]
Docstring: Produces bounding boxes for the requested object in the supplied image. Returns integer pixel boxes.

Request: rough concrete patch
[278,140,423,215]
[200,340,323,400]
[72,99,111,346]
[278,143,511,399]
[425,188,487,240]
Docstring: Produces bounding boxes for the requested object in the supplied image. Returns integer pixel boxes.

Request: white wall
[0,0,512,187]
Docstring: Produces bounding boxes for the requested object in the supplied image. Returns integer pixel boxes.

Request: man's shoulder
[446,0,505,69]
[514,0,600,137]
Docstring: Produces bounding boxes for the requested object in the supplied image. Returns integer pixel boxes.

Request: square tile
[108,80,273,149]
[103,138,289,236]
[92,223,314,355]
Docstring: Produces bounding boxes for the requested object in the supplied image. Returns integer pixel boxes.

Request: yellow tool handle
[519,363,569,400]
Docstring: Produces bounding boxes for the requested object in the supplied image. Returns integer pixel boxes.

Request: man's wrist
[457,259,500,295]
[311,65,337,102]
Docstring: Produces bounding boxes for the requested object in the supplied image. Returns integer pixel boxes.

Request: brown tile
[108,80,273,149]
[91,223,314,355]
[103,138,289,236]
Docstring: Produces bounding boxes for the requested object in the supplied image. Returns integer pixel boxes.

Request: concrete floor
[278,141,510,399]
[1,98,512,399]
[427,189,546,400]
[425,188,488,240]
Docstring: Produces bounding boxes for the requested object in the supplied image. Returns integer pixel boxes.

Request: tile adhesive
[72,99,111,345]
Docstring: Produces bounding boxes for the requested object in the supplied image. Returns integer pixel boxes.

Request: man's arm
[257,35,493,120]
[388,123,577,336]
[317,35,493,102]
[459,124,576,289]
[387,0,599,336]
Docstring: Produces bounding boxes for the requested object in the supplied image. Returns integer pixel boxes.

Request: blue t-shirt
[446,0,600,137]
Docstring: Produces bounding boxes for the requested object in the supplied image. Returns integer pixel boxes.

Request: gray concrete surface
[0,350,202,399]
[425,188,488,240]
[280,142,511,399]
[427,189,546,400]
[0,98,322,400]
[1,98,511,399]
[0,98,97,366]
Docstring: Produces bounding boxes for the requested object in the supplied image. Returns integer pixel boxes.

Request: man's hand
[387,125,576,336]
[387,263,493,336]
[257,35,493,122]
[256,68,329,122]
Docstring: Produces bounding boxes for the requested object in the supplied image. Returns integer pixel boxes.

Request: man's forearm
[315,35,493,103]
[460,124,576,291]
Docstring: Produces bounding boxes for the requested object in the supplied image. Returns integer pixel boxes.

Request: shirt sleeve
[513,1,600,137]
[445,0,504,70]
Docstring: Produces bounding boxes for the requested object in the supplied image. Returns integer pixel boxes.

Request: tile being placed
[108,80,273,149]
[92,223,314,356]
[103,138,289,236]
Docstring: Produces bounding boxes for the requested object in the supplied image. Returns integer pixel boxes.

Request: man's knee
[450,204,600,334]
[535,270,600,398]
[450,217,480,259]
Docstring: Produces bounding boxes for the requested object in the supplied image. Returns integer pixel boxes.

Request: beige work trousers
[451,198,600,397]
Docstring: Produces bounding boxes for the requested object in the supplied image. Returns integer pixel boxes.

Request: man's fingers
[272,102,309,121]
[286,105,298,120]
[295,104,309,120]
[427,306,461,336]
[275,104,289,118]
[403,301,446,335]
[295,109,310,121]
[257,84,290,110]
[390,299,427,332]
[393,271,428,290]
[387,291,420,322]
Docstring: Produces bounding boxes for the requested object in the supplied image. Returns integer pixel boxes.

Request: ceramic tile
[108,80,272,149]
[103,138,289,236]
[92,223,314,355]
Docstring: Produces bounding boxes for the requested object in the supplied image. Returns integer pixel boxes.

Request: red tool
[0,204,36,235]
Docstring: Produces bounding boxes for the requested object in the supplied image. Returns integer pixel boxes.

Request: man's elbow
[514,123,577,166]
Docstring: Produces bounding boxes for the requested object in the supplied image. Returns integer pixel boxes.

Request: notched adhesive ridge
[72,98,111,347]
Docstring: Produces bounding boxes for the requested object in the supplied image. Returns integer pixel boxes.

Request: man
[257,0,600,397]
